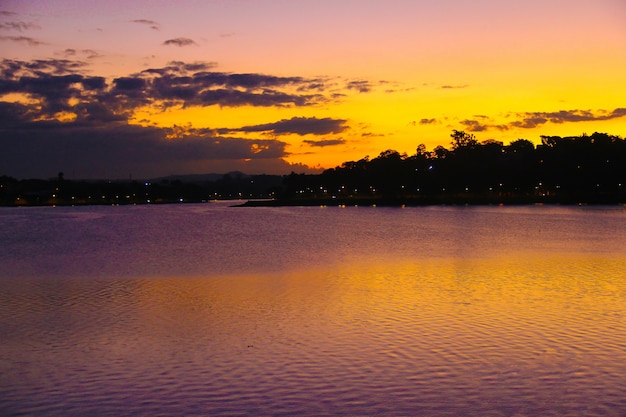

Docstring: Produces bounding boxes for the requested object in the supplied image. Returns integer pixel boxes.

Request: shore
[235,193,626,207]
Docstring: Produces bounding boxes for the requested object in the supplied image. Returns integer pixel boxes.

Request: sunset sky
[1,0,625,179]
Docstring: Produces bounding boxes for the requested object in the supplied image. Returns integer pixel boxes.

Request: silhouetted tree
[450,130,478,150]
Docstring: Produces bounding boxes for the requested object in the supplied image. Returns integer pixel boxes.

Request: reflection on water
[1,205,626,416]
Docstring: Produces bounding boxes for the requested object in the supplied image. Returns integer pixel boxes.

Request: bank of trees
[2,131,625,206]
[282,131,626,204]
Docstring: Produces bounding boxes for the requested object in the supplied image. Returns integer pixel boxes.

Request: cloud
[441,84,468,89]
[0,59,350,178]
[419,118,437,125]
[0,35,45,46]
[199,89,321,107]
[141,61,217,76]
[229,117,348,136]
[303,138,347,147]
[0,59,335,119]
[82,49,101,59]
[510,108,626,129]
[131,19,159,30]
[346,80,372,93]
[163,37,197,47]
[460,119,489,132]
[449,108,626,133]
[0,104,310,178]
[0,21,40,31]
[113,76,146,91]
[59,48,101,59]
[1,59,88,79]
[360,132,384,137]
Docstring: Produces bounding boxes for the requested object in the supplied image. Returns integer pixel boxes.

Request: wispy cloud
[460,119,490,132]
[0,21,40,31]
[303,138,347,147]
[225,117,349,136]
[441,84,469,89]
[163,37,197,47]
[454,108,626,132]
[0,35,46,46]
[510,108,626,129]
[131,19,160,30]
[346,80,372,93]
[58,48,102,59]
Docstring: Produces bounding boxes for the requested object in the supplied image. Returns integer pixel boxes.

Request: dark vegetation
[0,172,282,206]
[2,131,625,206]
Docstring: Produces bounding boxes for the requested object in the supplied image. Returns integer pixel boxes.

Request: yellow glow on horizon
[122,63,626,172]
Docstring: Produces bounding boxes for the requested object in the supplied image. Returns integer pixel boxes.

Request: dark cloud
[189,72,306,89]
[230,117,348,136]
[131,19,159,30]
[0,59,335,120]
[0,101,31,124]
[460,119,489,132]
[199,89,321,107]
[441,84,468,89]
[137,65,324,107]
[451,108,626,132]
[163,37,197,47]
[0,59,117,118]
[509,117,546,129]
[7,74,86,114]
[227,73,304,88]
[82,76,106,90]
[142,61,217,76]
[303,138,347,147]
[360,132,384,137]
[346,80,372,93]
[0,35,46,46]
[1,59,81,78]
[0,105,302,178]
[113,76,146,91]
[510,108,626,128]
[419,118,437,125]
[0,21,40,31]
[0,59,348,177]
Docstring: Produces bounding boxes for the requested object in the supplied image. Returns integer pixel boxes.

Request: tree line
[1,131,625,206]
[278,131,626,205]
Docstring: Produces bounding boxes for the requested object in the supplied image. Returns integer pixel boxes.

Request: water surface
[1,204,625,416]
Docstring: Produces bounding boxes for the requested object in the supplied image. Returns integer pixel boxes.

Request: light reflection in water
[2,205,626,416]
[2,255,625,416]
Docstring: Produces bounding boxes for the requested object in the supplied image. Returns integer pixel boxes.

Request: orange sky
[1,0,626,178]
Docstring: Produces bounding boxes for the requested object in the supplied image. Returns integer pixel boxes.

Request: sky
[1,0,626,179]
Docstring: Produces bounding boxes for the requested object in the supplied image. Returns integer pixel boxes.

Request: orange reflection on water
[3,254,625,415]
[124,255,626,382]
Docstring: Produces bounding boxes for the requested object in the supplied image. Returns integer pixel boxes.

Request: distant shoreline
[2,194,625,208]
[234,195,626,207]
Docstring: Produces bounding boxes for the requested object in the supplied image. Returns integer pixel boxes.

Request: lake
[1,203,625,416]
